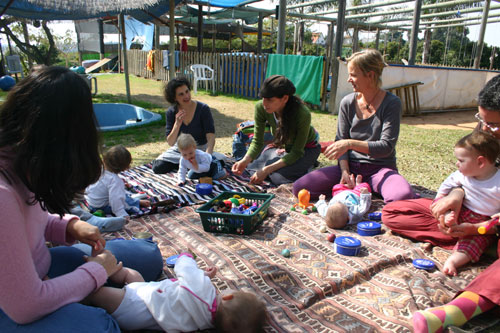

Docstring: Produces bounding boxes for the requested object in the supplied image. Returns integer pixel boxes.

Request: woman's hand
[323,140,350,160]
[340,170,355,188]
[437,221,476,238]
[232,156,251,176]
[85,250,123,278]
[67,219,106,254]
[175,109,186,125]
[430,188,465,220]
[250,168,268,184]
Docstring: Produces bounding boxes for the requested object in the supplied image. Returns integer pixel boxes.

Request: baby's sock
[412,291,495,333]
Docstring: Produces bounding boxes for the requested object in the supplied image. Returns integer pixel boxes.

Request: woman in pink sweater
[0,67,161,331]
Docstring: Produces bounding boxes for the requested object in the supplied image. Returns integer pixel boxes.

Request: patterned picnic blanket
[106,167,499,332]
[119,163,269,208]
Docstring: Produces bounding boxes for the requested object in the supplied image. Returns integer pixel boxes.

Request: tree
[287,0,337,55]
[0,17,59,66]
[55,29,77,67]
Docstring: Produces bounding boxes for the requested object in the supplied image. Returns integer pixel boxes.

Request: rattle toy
[290,189,317,215]
[478,217,499,235]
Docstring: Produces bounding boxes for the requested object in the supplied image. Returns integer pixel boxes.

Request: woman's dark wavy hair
[478,74,500,111]
[0,66,102,216]
[163,76,192,106]
[274,94,303,147]
[259,75,303,147]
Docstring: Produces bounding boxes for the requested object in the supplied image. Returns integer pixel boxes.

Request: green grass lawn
[94,73,468,192]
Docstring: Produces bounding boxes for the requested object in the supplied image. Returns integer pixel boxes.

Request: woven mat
[119,163,270,209]
[105,182,499,332]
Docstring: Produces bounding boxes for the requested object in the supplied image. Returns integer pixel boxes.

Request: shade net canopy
[194,0,262,8]
[0,0,182,22]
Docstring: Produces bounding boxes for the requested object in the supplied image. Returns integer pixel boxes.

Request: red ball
[327,233,336,242]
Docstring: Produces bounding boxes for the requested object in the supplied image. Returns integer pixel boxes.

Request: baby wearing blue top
[177,133,227,186]
[315,175,372,229]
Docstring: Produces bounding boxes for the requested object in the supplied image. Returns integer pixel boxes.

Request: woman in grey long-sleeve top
[293,49,416,203]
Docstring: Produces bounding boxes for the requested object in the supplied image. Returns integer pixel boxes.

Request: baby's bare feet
[442,258,458,276]
[140,199,151,208]
[442,251,470,276]
[443,211,456,227]
[205,266,217,279]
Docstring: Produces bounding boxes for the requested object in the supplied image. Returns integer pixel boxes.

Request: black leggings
[151,160,178,174]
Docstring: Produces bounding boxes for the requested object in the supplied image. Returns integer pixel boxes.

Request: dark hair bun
[259,75,296,98]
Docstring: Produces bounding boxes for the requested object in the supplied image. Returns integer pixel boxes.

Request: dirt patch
[401,109,477,131]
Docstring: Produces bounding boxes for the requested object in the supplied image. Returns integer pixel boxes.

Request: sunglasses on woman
[475,112,500,132]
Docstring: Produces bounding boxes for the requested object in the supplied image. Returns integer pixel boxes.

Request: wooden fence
[126,50,269,99]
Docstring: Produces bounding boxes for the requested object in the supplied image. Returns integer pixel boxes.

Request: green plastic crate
[195,191,275,235]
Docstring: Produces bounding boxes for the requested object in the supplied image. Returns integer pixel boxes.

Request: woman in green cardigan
[232,75,321,185]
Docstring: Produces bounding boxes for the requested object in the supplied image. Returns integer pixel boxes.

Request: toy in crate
[195,191,275,235]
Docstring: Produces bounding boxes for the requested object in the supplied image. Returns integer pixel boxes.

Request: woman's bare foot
[442,251,470,276]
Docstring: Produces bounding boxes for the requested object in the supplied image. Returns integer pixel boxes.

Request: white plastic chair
[5,55,24,78]
[190,64,215,94]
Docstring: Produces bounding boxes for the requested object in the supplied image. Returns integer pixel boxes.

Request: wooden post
[490,47,497,71]
[321,23,334,111]
[277,0,286,54]
[154,24,160,49]
[212,26,216,52]
[473,0,491,69]
[408,0,422,65]
[169,0,176,79]
[328,0,346,115]
[197,5,203,52]
[119,13,132,104]
[98,19,105,60]
[257,12,263,54]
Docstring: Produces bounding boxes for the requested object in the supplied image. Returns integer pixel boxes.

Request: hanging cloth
[147,50,155,72]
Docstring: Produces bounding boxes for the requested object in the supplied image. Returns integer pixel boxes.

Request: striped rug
[119,163,271,208]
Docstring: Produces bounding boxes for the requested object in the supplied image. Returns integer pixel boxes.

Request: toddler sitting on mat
[434,131,500,276]
[85,145,150,219]
[176,133,227,186]
[315,175,372,229]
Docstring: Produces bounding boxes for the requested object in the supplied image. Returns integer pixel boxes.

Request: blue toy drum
[334,236,361,256]
[357,222,382,236]
[368,212,382,221]
[196,183,213,195]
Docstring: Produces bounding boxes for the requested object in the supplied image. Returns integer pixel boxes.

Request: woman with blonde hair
[293,49,416,203]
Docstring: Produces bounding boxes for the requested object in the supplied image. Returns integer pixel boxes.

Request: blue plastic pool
[93,103,162,131]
